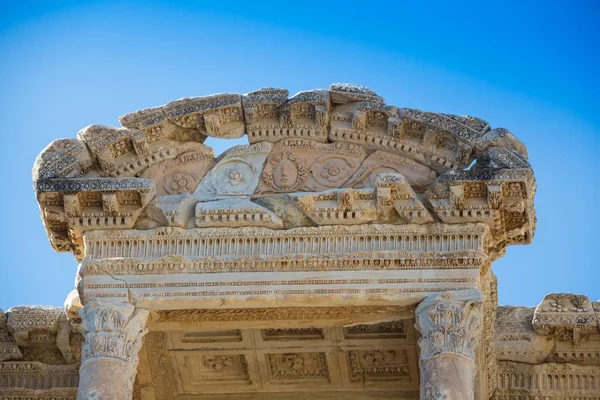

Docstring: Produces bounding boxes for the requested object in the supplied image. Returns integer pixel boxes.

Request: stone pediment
[33,83,535,262]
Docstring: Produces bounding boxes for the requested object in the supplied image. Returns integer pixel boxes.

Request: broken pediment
[32,82,536,260]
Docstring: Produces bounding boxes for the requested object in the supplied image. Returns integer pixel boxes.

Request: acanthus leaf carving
[415,289,483,361]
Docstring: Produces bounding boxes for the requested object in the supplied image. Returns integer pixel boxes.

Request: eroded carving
[533,293,598,345]
[139,144,215,196]
[196,198,283,229]
[345,150,436,191]
[194,142,272,201]
[77,302,150,400]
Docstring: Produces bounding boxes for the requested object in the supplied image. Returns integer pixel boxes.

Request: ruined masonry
[1,83,597,400]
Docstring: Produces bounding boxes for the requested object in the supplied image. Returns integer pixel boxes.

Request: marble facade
[0,83,596,399]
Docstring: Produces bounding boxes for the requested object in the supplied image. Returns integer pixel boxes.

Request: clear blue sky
[1,1,598,310]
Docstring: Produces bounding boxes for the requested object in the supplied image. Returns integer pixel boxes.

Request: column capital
[77,302,150,400]
[415,289,483,361]
[79,301,150,366]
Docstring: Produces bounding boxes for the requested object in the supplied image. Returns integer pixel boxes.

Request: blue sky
[0,1,598,310]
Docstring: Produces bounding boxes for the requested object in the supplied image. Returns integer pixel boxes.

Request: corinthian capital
[415,289,483,361]
[79,301,150,365]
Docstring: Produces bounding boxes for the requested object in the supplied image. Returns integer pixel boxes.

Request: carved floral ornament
[79,302,149,365]
[414,289,483,361]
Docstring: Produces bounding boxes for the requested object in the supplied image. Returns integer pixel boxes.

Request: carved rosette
[77,302,150,400]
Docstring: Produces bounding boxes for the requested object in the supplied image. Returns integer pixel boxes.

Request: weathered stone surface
[21,82,561,400]
[375,173,434,223]
[7,306,63,347]
[64,289,82,321]
[35,177,155,260]
[77,302,149,400]
[495,306,553,364]
[533,293,598,344]
[78,124,204,178]
[415,290,483,400]
[0,309,22,362]
[253,194,316,229]
[474,128,528,159]
[162,93,245,139]
[32,138,98,181]
[254,139,367,195]
[292,188,378,225]
[329,83,385,104]
[248,89,330,144]
[196,198,283,229]
[345,150,436,190]
[139,144,215,196]
[146,192,198,228]
[194,142,273,201]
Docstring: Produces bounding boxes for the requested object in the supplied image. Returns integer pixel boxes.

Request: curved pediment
[32,83,535,261]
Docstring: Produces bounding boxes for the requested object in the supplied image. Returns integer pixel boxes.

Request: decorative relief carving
[7,306,63,347]
[262,328,325,341]
[139,144,215,196]
[267,352,329,380]
[0,361,79,392]
[175,351,255,391]
[0,310,22,362]
[375,173,433,223]
[398,109,490,172]
[329,83,385,105]
[259,151,309,193]
[35,178,155,259]
[78,124,201,177]
[254,139,366,195]
[424,167,535,258]
[345,150,436,191]
[196,198,283,229]
[156,306,406,323]
[329,102,430,167]
[32,138,97,181]
[292,188,377,225]
[162,94,245,138]
[82,251,486,277]
[79,302,149,365]
[415,289,483,361]
[203,355,236,372]
[494,361,600,400]
[83,223,488,260]
[533,293,598,345]
[246,89,329,143]
[34,82,536,264]
[347,350,410,382]
[344,321,407,340]
[194,142,272,201]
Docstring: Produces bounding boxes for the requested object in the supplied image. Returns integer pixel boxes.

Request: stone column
[77,301,150,400]
[415,289,483,400]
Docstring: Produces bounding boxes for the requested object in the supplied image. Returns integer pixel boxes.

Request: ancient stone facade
[0,83,595,399]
